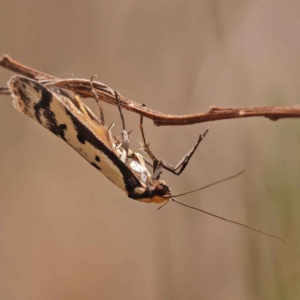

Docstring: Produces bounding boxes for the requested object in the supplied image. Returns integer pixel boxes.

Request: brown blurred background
[0,1,299,299]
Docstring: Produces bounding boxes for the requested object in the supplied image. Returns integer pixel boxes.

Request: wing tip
[8,76,24,112]
[8,76,38,114]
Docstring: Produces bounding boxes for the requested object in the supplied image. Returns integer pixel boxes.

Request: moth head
[150,180,172,203]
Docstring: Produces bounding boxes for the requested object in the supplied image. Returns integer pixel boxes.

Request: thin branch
[0,55,57,80]
[1,55,300,126]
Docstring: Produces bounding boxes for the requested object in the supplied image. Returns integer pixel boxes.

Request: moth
[8,75,285,243]
[9,75,197,203]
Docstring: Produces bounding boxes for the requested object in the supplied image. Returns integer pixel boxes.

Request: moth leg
[114,91,130,157]
[152,160,163,180]
[158,128,209,175]
[107,122,115,131]
[141,155,154,168]
[139,113,164,178]
[139,113,157,161]
[90,75,105,125]
[139,112,209,176]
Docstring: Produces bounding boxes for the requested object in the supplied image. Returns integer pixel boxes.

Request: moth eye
[157,185,164,191]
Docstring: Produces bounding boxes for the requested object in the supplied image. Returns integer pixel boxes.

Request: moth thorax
[153,180,171,199]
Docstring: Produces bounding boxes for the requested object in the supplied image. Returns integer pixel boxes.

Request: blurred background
[0,1,299,299]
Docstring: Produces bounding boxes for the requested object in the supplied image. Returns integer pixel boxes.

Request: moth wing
[8,75,144,196]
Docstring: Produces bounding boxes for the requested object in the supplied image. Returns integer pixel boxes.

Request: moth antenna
[166,170,244,198]
[171,199,287,244]
[157,200,170,210]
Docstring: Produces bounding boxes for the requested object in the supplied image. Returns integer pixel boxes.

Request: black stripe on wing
[9,76,144,197]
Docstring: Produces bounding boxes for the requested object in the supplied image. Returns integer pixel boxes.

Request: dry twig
[1,55,300,126]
